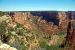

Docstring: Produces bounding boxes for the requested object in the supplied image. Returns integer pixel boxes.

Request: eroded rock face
[0,44,17,50]
[58,12,68,32]
[66,21,75,50]
[13,12,37,30]
[14,12,27,25]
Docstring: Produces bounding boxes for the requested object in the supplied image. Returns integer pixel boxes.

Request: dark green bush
[57,31,66,35]
[0,21,7,34]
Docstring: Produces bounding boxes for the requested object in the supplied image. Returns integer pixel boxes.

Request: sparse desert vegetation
[0,11,75,50]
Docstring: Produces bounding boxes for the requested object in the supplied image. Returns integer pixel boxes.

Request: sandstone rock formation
[58,12,68,32]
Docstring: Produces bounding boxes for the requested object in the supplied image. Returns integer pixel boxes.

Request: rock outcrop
[0,44,17,50]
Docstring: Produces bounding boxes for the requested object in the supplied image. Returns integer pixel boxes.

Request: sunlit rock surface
[0,44,17,50]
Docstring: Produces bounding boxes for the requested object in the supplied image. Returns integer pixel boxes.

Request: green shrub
[20,44,27,50]
[46,45,62,50]
[15,23,30,36]
[39,41,47,48]
[16,23,23,28]
[57,31,66,36]
[0,21,7,34]
[39,39,62,50]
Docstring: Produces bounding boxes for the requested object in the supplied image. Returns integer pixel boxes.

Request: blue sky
[0,0,75,11]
